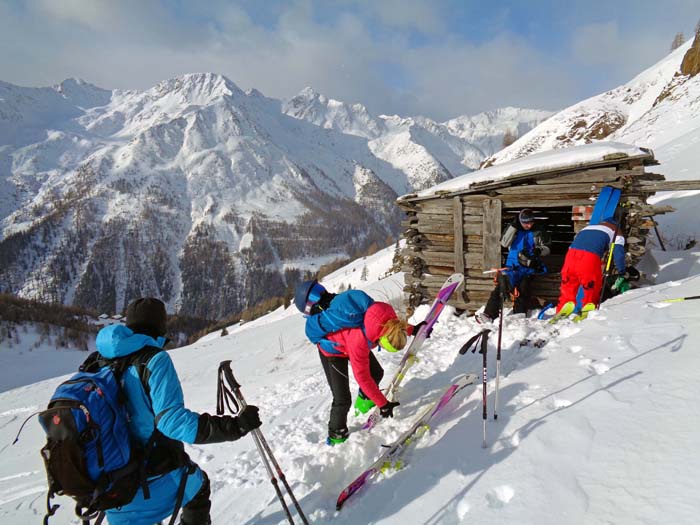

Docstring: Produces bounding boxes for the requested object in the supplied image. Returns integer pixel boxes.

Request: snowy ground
[1,245,699,524]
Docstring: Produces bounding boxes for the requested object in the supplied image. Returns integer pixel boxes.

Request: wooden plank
[496,182,621,195]
[453,196,465,276]
[637,180,700,191]
[534,167,619,185]
[482,198,502,270]
[418,201,484,216]
[416,222,483,235]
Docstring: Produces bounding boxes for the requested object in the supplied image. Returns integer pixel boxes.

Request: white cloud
[0,1,697,121]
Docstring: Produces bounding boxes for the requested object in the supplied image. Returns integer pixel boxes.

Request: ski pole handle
[220,360,241,389]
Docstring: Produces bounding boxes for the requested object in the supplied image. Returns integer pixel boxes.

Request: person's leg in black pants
[318,351,352,435]
[484,273,512,319]
[180,470,211,525]
[513,275,532,314]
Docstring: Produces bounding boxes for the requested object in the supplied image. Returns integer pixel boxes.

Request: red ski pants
[557,248,603,312]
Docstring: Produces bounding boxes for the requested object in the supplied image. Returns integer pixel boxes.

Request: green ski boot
[549,301,575,324]
[573,302,596,323]
[354,393,375,416]
[326,428,349,446]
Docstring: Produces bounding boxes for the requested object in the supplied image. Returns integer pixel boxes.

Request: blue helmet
[294,280,326,314]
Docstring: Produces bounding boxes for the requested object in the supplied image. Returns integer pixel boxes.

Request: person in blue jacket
[477,209,550,323]
[96,298,261,525]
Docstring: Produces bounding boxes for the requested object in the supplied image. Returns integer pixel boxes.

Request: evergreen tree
[671,32,686,51]
[502,129,518,148]
[361,265,369,281]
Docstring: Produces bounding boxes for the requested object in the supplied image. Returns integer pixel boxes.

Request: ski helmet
[294,280,326,314]
[519,208,535,225]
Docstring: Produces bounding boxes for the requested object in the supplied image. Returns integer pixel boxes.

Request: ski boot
[326,427,349,446]
[549,301,575,324]
[573,303,596,323]
[354,392,375,416]
[474,312,493,325]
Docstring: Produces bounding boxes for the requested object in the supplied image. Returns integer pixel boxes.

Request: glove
[625,266,640,281]
[517,250,533,268]
[237,405,262,434]
[194,408,260,444]
[533,246,543,257]
[380,401,400,418]
[412,321,432,338]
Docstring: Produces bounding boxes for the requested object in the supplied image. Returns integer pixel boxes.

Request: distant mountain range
[0,74,549,318]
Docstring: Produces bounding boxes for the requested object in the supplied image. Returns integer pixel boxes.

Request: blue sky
[0,0,698,120]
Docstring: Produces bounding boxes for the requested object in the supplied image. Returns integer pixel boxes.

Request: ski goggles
[303,282,326,315]
[378,335,400,353]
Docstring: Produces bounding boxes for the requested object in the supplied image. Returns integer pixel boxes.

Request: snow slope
[1,243,699,524]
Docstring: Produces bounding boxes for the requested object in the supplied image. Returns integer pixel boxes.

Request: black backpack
[37,348,189,525]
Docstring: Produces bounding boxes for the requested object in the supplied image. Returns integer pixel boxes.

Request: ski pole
[661,296,700,303]
[217,362,309,525]
[459,330,490,448]
[494,291,504,421]
[480,331,488,447]
[598,222,620,308]
[482,267,509,275]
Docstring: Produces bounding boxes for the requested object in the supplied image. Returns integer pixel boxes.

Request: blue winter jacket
[570,224,626,273]
[96,324,204,525]
[504,228,546,287]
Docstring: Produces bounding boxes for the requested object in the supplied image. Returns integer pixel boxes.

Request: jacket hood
[96,324,166,359]
[363,302,398,342]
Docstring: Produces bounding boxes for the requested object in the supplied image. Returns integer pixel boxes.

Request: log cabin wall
[397,151,692,314]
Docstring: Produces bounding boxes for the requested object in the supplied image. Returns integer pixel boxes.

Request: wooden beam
[637,180,700,191]
[453,196,465,276]
[482,198,502,270]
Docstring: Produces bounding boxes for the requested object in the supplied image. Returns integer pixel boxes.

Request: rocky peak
[680,32,700,77]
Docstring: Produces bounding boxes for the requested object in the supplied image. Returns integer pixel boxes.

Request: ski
[362,273,464,431]
[336,373,477,511]
[590,186,621,225]
[548,301,575,324]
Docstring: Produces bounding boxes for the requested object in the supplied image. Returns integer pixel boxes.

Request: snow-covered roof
[402,142,653,201]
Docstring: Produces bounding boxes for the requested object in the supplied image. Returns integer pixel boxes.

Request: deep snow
[1,244,699,524]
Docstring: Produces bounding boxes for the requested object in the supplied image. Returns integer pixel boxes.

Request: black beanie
[126,298,167,338]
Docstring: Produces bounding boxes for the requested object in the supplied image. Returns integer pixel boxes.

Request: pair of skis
[362,273,465,431]
[336,373,477,510]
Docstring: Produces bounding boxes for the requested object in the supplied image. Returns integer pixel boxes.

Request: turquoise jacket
[96,324,204,525]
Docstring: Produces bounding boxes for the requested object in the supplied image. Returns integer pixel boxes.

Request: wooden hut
[396,142,700,312]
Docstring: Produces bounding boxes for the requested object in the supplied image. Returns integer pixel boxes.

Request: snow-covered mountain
[0,75,549,319]
[283,88,551,187]
[1,242,699,524]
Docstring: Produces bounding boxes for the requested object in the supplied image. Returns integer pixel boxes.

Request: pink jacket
[319,302,401,407]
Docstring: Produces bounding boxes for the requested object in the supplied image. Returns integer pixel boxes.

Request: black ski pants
[318,350,384,433]
[179,470,211,525]
[484,273,533,319]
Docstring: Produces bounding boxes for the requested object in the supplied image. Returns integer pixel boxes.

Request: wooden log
[482,199,502,270]
[534,167,619,185]
[416,222,483,235]
[496,181,625,195]
[417,201,484,216]
[453,196,465,276]
[498,197,596,208]
[637,180,700,191]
